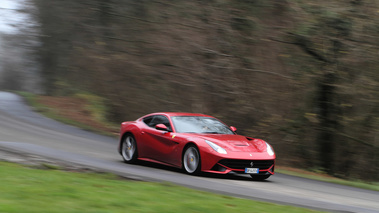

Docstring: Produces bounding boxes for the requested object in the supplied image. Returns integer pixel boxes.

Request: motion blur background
[0,0,378,181]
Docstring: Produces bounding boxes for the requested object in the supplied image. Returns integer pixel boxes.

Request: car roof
[144,112,213,118]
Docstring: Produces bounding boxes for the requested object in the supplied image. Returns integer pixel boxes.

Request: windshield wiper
[202,132,220,134]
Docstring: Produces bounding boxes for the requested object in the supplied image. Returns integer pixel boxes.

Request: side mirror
[156,124,168,131]
[230,126,237,132]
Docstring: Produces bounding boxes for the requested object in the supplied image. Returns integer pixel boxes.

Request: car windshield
[171,116,234,134]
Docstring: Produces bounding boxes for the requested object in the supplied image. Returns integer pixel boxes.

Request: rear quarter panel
[118,121,140,153]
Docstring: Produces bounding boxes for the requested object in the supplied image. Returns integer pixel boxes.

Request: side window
[150,115,172,131]
[143,116,154,127]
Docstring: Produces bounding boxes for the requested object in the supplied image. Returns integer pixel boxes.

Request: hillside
[31,0,378,180]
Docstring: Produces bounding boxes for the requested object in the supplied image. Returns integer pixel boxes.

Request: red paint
[118,112,276,177]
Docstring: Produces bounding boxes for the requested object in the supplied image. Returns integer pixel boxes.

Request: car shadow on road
[119,160,272,182]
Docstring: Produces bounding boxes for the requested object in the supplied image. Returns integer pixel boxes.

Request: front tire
[121,134,138,163]
[183,145,201,174]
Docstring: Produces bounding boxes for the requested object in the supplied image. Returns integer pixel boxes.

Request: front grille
[218,159,274,170]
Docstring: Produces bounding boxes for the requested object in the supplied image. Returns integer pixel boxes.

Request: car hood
[198,134,267,152]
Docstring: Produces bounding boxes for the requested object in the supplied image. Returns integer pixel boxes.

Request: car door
[135,115,154,158]
[141,115,180,165]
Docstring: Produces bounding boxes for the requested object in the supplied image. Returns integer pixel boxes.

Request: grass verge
[276,167,379,192]
[0,161,323,213]
[18,91,119,137]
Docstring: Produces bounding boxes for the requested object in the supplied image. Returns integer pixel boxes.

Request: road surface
[0,91,378,213]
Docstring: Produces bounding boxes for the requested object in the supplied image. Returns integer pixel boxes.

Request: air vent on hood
[230,141,249,147]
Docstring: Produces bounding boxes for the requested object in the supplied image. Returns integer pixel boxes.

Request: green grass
[74,92,109,124]
[0,162,323,213]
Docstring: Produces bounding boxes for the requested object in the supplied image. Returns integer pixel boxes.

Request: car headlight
[205,140,227,154]
[266,142,274,156]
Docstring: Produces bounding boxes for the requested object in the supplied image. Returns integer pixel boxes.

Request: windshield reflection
[171,116,234,134]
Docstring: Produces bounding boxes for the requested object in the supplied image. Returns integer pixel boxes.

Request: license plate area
[245,168,259,174]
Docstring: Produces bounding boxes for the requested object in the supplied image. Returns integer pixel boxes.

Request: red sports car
[118,112,276,180]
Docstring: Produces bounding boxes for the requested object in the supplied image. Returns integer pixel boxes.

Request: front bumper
[200,149,276,175]
[205,159,275,175]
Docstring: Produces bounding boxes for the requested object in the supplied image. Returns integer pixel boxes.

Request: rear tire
[183,145,201,174]
[121,134,138,163]
[250,174,271,181]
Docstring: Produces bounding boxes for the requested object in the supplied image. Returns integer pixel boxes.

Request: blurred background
[0,0,378,181]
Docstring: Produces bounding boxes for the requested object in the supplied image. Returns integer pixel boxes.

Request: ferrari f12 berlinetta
[118,112,275,180]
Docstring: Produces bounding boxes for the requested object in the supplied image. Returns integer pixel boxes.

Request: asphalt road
[0,91,378,213]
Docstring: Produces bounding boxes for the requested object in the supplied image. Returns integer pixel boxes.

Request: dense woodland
[29,0,378,180]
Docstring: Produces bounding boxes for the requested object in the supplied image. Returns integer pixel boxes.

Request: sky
[0,0,30,34]
[0,0,42,94]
